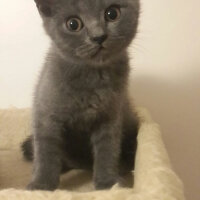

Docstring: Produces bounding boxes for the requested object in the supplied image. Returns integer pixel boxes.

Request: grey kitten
[22,0,140,190]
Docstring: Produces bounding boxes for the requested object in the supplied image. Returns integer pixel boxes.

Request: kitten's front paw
[94,177,118,190]
[27,181,57,191]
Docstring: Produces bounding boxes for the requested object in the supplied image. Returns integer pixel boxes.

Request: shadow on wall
[129,74,199,199]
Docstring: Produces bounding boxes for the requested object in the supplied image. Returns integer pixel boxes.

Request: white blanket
[0,107,185,199]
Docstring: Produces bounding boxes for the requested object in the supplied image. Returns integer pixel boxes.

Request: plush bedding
[0,107,185,200]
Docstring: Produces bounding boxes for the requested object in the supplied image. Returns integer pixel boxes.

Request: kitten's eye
[105,6,121,22]
[66,18,83,32]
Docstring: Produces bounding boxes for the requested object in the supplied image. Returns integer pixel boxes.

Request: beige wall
[0,0,199,199]
[129,1,200,199]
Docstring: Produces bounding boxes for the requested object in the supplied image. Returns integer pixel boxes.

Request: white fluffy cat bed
[0,107,185,200]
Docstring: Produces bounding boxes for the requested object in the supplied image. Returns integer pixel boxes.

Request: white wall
[0,0,49,108]
[0,0,199,199]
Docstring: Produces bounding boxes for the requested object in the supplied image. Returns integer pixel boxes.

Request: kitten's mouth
[91,46,105,58]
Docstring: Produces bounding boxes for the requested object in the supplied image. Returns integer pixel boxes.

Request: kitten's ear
[34,0,55,17]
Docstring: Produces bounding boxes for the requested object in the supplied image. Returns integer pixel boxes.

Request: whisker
[83,47,99,57]
[76,43,91,51]
[76,45,99,57]
[78,45,97,54]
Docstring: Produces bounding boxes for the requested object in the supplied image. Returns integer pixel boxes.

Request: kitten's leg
[27,120,64,191]
[91,121,121,190]
[118,107,139,188]
[118,171,133,188]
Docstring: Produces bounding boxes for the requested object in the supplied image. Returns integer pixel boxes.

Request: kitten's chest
[53,69,118,124]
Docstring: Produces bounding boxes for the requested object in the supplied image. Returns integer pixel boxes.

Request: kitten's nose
[92,34,107,45]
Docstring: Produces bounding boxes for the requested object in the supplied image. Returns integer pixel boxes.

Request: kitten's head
[35,0,140,64]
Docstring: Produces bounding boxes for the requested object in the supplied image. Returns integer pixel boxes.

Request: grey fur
[22,0,140,190]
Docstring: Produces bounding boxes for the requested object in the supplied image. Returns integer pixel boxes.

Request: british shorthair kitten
[22,0,140,190]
